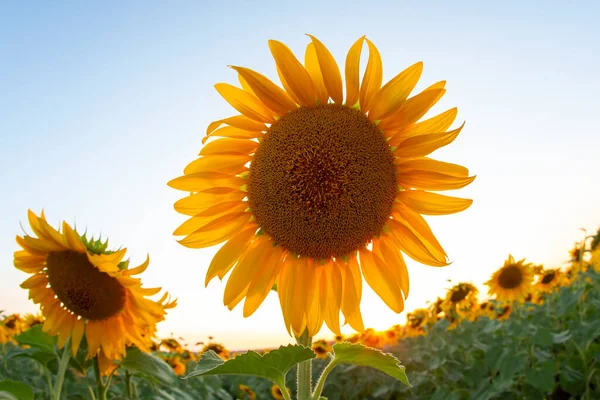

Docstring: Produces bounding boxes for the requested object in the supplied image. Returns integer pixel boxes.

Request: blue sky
[1,1,599,349]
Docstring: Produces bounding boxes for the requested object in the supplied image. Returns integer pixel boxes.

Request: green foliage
[0,380,34,400]
[186,344,315,390]
[120,347,177,386]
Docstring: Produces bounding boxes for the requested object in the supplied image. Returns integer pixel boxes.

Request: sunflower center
[497,265,524,289]
[247,104,396,259]
[541,271,556,284]
[45,251,126,320]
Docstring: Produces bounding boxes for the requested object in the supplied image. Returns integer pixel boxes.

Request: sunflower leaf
[329,342,410,386]
[0,380,34,400]
[14,325,57,354]
[184,344,315,389]
[120,347,176,386]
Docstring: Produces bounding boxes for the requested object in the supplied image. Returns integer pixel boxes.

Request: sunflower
[13,210,176,372]
[333,334,345,343]
[2,314,23,336]
[496,304,512,321]
[442,282,479,319]
[23,313,45,330]
[312,339,332,359]
[404,308,430,337]
[536,268,565,293]
[485,255,534,303]
[170,35,474,338]
[161,338,184,353]
[476,301,495,319]
[165,356,186,376]
[201,342,230,360]
[0,325,10,344]
[239,384,257,400]
[271,384,291,400]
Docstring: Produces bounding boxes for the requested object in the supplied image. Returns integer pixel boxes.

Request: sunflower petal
[359,38,383,113]
[178,212,252,248]
[359,248,404,313]
[395,107,458,139]
[394,122,463,159]
[306,264,324,337]
[199,138,259,156]
[277,258,296,335]
[344,36,365,107]
[71,318,85,355]
[369,62,423,121]
[205,224,257,285]
[376,236,410,298]
[387,219,448,267]
[174,190,247,216]
[168,173,246,192]
[174,202,247,236]
[339,257,364,332]
[392,203,447,261]
[230,66,297,115]
[243,245,285,317]
[323,262,342,335]
[269,40,316,106]
[307,35,343,104]
[382,88,446,135]
[396,190,472,215]
[304,42,329,104]
[397,171,476,191]
[214,83,275,123]
[183,154,251,175]
[206,116,266,135]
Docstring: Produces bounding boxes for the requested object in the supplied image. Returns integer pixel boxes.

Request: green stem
[93,357,108,400]
[45,368,54,396]
[296,331,313,400]
[53,339,71,400]
[125,370,134,398]
[311,355,336,400]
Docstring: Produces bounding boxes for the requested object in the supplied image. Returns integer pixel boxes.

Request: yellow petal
[206,116,266,135]
[223,235,272,306]
[214,83,275,123]
[178,212,252,248]
[394,107,458,139]
[307,35,343,104]
[376,236,409,298]
[344,36,365,107]
[323,262,342,335]
[396,190,472,215]
[277,258,296,335]
[200,138,259,156]
[168,172,246,192]
[21,235,64,253]
[20,273,47,289]
[359,248,404,313]
[57,313,75,349]
[174,202,247,236]
[238,74,255,95]
[304,42,329,104]
[291,257,312,336]
[381,87,446,134]
[62,222,86,253]
[230,66,297,115]
[387,219,447,267]
[268,40,316,106]
[394,122,463,159]
[123,255,149,276]
[205,223,257,286]
[276,65,303,105]
[71,318,85,356]
[368,62,423,121]
[392,203,447,261]
[397,170,476,191]
[183,154,251,175]
[243,245,285,317]
[174,190,246,216]
[306,265,324,337]
[359,38,383,113]
[339,257,364,332]
[28,210,67,249]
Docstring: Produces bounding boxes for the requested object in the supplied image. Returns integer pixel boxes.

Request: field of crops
[2,239,599,400]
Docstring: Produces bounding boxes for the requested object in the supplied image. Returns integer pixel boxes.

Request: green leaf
[0,381,34,400]
[14,325,57,353]
[185,344,315,389]
[524,361,556,393]
[552,330,571,344]
[120,347,176,386]
[329,342,409,386]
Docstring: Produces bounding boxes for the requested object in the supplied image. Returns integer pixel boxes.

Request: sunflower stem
[311,354,335,400]
[93,357,108,400]
[296,330,312,400]
[125,370,134,398]
[45,368,54,396]
[53,339,71,400]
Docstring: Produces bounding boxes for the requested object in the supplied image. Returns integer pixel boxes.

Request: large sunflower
[485,255,534,303]
[170,35,474,337]
[14,210,176,371]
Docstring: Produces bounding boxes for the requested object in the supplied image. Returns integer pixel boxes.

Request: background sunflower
[485,254,534,303]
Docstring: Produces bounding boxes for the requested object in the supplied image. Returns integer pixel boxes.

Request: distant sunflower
[2,314,23,336]
[485,255,534,303]
[405,308,429,336]
[428,297,444,321]
[496,304,512,321]
[13,210,176,372]
[476,301,494,319]
[239,384,257,400]
[333,334,345,343]
[0,325,10,344]
[271,384,291,400]
[442,282,479,317]
[202,342,230,360]
[170,34,474,338]
[161,338,183,353]
[23,313,44,330]
[165,356,186,376]
[312,339,332,359]
[536,268,565,293]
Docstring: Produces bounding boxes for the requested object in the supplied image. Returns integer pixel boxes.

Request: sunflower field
[2,238,599,400]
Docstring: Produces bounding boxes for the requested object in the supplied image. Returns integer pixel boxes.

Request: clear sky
[1,1,599,350]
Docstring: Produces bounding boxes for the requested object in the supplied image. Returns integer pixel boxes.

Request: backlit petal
[214,83,275,123]
[359,38,383,113]
[368,62,423,121]
[231,66,297,115]
[269,40,316,106]
[307,35,343,104]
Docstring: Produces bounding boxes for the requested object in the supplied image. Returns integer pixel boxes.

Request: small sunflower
[271,384,291,400]
[170,34,474,338]
[475,301,495,319]
[333,334,345,343]
[496,304,512,321]
[404,308,429,337]
[239,384,257,400]
[13,210,176,371]
[2,314,23,336]
[485,255,534,303]
[165,356,187,376]
[312,339,332,359]
[161,338,184,353]
[442,282,479,317]
[201,342,230,360]
[23,313,44,330]
[536,268,565,293]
